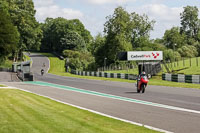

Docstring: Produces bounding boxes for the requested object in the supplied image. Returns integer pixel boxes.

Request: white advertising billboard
[128,51,163,61]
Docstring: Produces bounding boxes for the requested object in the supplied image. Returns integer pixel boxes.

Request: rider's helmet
[141,71,146,75]
[141,71,146,76]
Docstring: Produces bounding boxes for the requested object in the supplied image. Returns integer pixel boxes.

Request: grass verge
[0,60,13,68]
[0,84,6,87]
[0,89,159,133]
[41,53,200,89]
[162,57,200,75]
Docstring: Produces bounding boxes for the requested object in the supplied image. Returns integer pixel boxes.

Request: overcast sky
[32,0,200,39]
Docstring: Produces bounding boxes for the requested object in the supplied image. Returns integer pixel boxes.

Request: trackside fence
[71,70,137,80]
[162,74,200,84]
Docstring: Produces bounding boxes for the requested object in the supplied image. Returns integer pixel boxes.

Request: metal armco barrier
[162,74,200,84]
[71,70,137,80]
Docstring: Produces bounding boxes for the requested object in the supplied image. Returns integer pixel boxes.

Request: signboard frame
[127,51,163,61]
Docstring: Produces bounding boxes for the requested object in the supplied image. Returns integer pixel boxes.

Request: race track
[3,53,200,133]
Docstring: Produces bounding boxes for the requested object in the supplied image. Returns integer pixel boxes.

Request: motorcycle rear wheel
[141,84,146,93]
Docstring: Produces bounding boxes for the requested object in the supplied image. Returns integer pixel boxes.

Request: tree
[41,17,92,54]
[103,6,133,65]
[0,8,19,63]
[130,13,155,49]
[163,49,181,62]
[178,45,198,57]
[88,33,105,55]
[1,0,43,61]
[67,19,92,45]
[163,27,186,49]
[180,6,200,40]
[63,50,95,70]
[60,30,86,52]
[102,6,155,66]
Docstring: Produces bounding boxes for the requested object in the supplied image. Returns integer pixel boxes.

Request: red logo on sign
[152,52,160,59]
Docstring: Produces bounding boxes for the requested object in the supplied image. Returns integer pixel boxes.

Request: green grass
[106,69,138,75]
[162,57,200,75]
[0,84,6,87]
[149,78,200,88]
[0,89,158,133]
[42,53,66,73]
[0,60,13,68]
[41,53,200,89]
[41,53,136,83]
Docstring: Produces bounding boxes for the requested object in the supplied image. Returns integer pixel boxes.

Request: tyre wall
[162,74,200,84]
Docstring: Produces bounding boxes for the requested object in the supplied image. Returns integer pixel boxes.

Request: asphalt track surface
[2,53,200,133]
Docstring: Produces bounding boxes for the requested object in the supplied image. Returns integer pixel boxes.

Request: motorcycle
[41,69,44,76]
[136,74,149,93]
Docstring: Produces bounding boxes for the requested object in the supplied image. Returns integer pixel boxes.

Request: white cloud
[143,4,183,22]
[34,0,54,7]
[130,4,183,39]
[35,6,83,22]
[33,0,101,36]
[33,0,83,22]
[84,0,132,5]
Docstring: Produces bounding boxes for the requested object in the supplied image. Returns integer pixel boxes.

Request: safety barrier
[0,68,12,72]
[162,74,200,84]
[71,70,137,80]
[15,61,34,81]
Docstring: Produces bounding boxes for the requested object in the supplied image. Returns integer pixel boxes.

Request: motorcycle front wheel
[137,87,140,93]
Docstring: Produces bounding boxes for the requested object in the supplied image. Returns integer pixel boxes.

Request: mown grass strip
[0,84,7,87]
[0,89,159,133]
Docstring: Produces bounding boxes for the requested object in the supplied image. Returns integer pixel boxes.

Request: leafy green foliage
[41,17,92,53]
[130,13,155,49]
[63,50,95,70]
[162,6,200,58]
[88,33,105,55]
[92,35,106,68]
[178,45,198,57]
[102,6,155,66]
[163,27,186,49]
[0,0,42,62]
[67,19,92,44]
[8,0,42,51]
[0,8,19,63]
[163,49,181,62]
[60,31,86,52]
[180,6,200,39]
[103,7,133,65]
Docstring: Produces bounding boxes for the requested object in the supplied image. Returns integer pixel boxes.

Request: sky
[33,0,200,39]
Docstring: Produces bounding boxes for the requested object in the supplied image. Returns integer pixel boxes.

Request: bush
[178,45,198,57]
[63,50,95,71]
[163,49,181,61]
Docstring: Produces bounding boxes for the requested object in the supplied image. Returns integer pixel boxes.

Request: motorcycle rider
[137,71,147,87]
[41,69,44,76]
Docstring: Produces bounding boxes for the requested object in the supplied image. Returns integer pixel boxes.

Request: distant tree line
[162,6,200,61]
[0,0,199,71]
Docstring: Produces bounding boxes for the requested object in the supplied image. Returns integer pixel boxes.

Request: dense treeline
[0,0,42,62]
[0,0,199,71]
[41,18,92,53]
